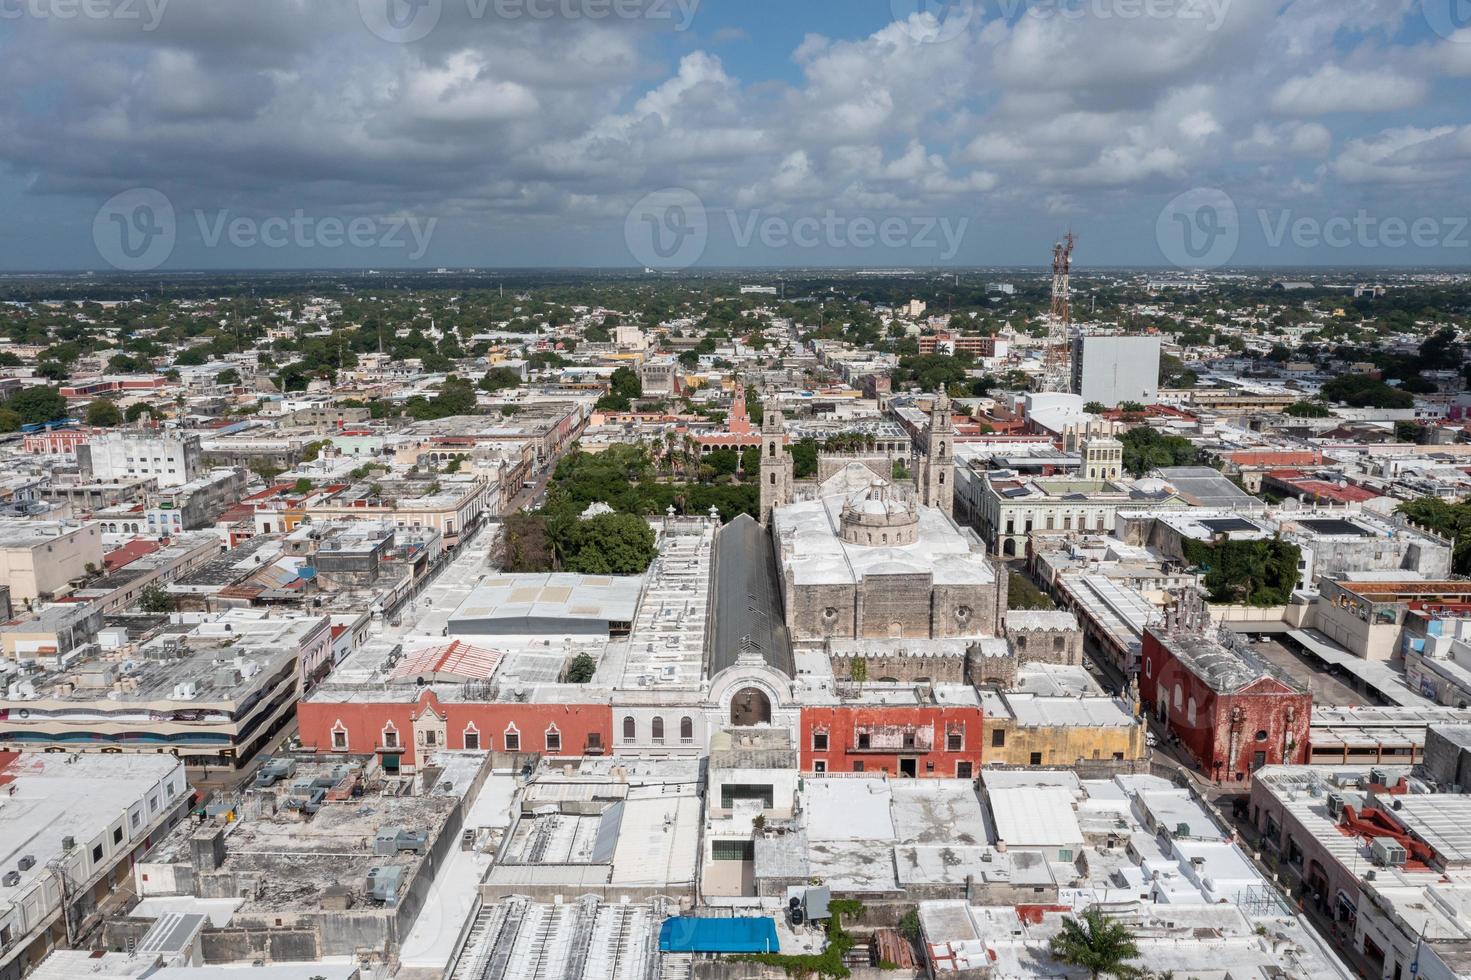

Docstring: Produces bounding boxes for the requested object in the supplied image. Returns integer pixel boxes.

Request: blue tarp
[658,916,779,954]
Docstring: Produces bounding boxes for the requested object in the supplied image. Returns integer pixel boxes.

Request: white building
[78,432,202,489]
[1070,334,1162,407]
[0,753,190,980]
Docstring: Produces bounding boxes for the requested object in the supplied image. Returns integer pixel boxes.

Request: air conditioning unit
[2,872,19,887]
[1326,794,1344,819]
[1371,838,1408,867]
[61,837,75,851]
[16,856,34,872]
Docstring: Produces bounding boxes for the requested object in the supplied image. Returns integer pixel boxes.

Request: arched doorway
[731,687,771,726]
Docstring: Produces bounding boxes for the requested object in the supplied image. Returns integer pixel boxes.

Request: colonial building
[771,480,1006,645]
[799,693,984,779]
[1141,598,1311,784]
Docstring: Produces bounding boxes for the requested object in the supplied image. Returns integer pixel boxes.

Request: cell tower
[1042,232,1076,393]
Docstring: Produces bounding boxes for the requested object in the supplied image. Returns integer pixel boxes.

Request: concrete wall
[199,926,320,964]
[1423,726,1471,788]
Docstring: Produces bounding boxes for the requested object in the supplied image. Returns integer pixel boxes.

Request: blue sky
[1,0,1470,271]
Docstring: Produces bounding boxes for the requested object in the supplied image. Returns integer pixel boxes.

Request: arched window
[1186,697,1197,726]
[1173,685,1183,710]
[651,717,665,744]
[769,442,777,458]
[680,716,693,743]
[622,716,636,741]
[544,725,561,753]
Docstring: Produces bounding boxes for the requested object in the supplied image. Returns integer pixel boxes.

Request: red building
[799,703,983,779]
[21,427,99,455]
[1141,626,1310,784]
[296,684,612,774]
[694,386,764,454]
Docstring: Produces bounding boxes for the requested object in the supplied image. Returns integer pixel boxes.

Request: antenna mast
[1043,232,1076,393]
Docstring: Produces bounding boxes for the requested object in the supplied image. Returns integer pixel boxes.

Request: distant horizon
[1,264,1468,279]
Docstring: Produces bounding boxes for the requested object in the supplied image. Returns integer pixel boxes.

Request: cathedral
[758,395,1006,647]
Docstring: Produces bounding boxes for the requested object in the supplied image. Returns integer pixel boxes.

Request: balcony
[851,726,934,753]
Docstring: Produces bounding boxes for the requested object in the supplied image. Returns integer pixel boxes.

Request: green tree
[139,584,175,614]
[1158,352,1198,388]
[3,386,69,426]
[503,513,555,572]
[85,399,123,427]
[565,653,597,684]
[1084,401,1107,414]
[1049,908,1141,980]
[563,513,657,574]
[609,365,643,400]
[1398,498,1471,575]
[125,402,157,423]
[1182,538,1301,606]
[706,448,740,477]
[1119,427,1197,477]
[1284,401,1331,418]
[594,392,631,412]
[480,367,523,393]
[789,438,819,479]
[293,478,314,495]
[1321,374,1414,409]
[217,368,241,386]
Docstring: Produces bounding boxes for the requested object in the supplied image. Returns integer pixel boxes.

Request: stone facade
[1005,610,1084,666]
[758,401,793,525]
[919,392,955,518]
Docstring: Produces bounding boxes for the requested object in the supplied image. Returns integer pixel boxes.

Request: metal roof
[708,515,793,677]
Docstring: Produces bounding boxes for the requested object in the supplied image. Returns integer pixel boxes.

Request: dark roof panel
[708,514,794,678]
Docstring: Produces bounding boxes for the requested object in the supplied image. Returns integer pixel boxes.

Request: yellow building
[982,690,1147,767]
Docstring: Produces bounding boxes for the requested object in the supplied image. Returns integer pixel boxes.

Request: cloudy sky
[2,0,1469,270]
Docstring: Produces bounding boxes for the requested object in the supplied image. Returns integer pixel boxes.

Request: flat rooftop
[774,489,995,588]
[621,518,717,689]
[0,752,184,906]
[448,572,643,634]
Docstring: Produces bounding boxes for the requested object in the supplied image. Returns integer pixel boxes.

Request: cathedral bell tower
[921,391,955,518]
[759,400,793,525]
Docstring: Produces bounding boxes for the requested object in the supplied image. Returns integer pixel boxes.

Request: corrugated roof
[390,640,504,682]
[709,514,793,677]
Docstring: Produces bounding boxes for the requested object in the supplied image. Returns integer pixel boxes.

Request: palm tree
[1048,908,1140,980]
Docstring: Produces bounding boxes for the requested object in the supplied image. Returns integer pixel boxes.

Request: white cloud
[1271,64,1427,115]
[1331,125,1471,184]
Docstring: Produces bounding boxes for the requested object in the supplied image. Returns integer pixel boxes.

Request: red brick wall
[1141,631,1310,784]
[799,705,983,778]
[297,693,613,767]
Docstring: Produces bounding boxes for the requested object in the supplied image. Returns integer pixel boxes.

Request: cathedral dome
[839,480,920,547]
